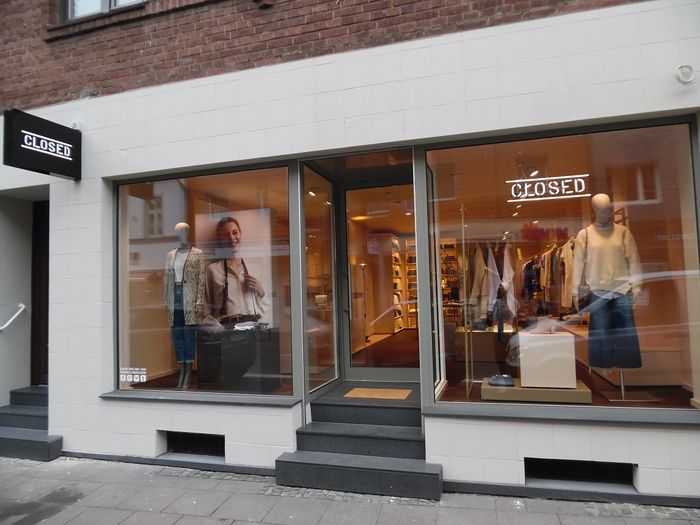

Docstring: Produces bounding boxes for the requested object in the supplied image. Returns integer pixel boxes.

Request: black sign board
[3,109,81,181]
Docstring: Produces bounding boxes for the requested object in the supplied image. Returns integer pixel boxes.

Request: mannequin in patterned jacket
[163,222,206,389]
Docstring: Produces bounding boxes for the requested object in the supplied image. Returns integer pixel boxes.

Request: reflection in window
[118,168,292,395]
[427,124,700,409]
[304,168,338,391]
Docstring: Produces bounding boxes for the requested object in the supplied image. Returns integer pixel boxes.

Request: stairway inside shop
[0,386,62,461]
[276,382,442,500]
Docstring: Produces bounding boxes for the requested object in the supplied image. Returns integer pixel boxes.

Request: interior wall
[0,196,33,405]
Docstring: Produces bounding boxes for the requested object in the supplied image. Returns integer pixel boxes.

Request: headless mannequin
[174,223,192,390]
[571,194,642,381]
[572,193,641,305]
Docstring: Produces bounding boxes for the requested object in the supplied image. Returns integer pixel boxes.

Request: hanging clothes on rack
[469,243,487,321]
[501,243,517,317]
[485,243,501,315]
[559,238,576,310]
[521,255,542,299]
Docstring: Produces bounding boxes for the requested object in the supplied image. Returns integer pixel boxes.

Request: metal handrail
[0,303,26,332]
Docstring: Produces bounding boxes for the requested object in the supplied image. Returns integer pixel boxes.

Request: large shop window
[117,167,292,395]
[427,124,700,408]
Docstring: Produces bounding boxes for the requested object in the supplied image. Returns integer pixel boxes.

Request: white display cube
[518,332,577,389]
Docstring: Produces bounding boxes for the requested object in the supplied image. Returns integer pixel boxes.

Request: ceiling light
[308,191,316,197]
[532,220,539,224]
[323,201,331,206]
[512,212,518,217]
[529,169,539,177]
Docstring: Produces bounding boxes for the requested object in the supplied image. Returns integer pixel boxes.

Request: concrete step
[10,386,48,407]
[276,450,442,500]
[0,404,48,430]
[0,426,62,461]
[310,401,421,427]
[297,421,425,459]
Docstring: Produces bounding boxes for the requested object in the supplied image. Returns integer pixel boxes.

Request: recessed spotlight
[308,191,316,197]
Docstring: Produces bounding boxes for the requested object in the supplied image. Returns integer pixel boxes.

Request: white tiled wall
[0,0,699,475]
[426,417,700,497]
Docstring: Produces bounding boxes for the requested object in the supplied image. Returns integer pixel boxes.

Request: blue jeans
[172,283,196,363]
[588,292,641,369]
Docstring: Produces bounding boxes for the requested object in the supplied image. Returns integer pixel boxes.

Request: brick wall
[1,0,645,110]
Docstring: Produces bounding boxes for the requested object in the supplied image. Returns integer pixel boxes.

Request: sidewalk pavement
[1,457,698,525]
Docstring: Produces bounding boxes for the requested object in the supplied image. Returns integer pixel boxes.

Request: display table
[517,332,577,389]
[481,377,592,404]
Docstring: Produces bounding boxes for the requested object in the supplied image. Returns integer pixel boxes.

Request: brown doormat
[344,388,412,400]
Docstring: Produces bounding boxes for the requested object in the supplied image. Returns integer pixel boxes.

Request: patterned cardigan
[163,246,206,326]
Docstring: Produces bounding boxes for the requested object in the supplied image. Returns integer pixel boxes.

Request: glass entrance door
[344,184,419,381]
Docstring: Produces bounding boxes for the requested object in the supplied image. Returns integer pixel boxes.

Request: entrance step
[0,386,61,461]
[297,421,425,459]
[311,401,421,427]
[276,451,442,500]
[0,426,62,461]
[10,386,48,407]
[277,382,442,499]
[0,404,48,430]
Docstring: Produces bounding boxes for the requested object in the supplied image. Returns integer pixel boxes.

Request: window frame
[415,114,700,426]
[63,0,144,21]
[110,159,305,406]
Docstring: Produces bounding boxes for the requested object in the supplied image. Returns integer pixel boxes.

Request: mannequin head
[591,193,612,226]
[174,222,190,247]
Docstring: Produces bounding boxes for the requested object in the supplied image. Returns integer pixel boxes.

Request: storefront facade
[1,0,700,501]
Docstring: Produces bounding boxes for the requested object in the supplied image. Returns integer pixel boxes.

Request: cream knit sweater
[571,222,641,297]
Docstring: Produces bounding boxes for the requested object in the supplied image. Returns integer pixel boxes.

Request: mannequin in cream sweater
[571,194,642,369]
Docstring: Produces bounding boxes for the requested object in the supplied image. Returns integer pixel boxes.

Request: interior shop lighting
[308,190,316,197]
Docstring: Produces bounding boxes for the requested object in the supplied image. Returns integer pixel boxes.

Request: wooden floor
[134,371,293,396]
[351,328,420,368]
[439,356,693,408]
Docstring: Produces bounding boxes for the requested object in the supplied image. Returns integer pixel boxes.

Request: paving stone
[212,494,278,522]
[495,497,529,512]
[440,493,497,510]
[163,489,230,516]
[317,500,382,525]
[73,482,142,508]
[38,480,103,505]
[524,499,591,516]
[119,511,183,525]
[24,504,87,525]
[263,497,329,524]
[0,502,84,525]
[1,478,66,501]
[64,507,134,525]
[559,517,627,525]
[176,517,234,525]
[376,504,438,525]
[118,486,186,512]
[623,518,690,525]
[438,506,498,525]
[214,479,269,494]
[496,510,560,525]
[142,474,225,490]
